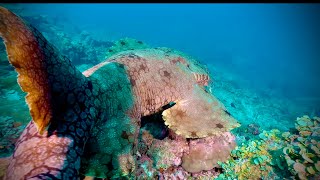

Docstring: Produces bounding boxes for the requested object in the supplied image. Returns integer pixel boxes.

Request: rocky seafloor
[0,6,319,179]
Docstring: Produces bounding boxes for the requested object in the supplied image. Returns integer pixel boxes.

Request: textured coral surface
[218,116,320,180]
[182,132,236,173]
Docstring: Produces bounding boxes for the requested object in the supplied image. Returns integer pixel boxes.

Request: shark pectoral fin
[25,83,51,134]
[0,7,90,134]
[162,85,240,138]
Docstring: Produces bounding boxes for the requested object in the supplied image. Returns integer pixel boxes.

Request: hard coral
[218,115,320,180]
[217,130,281,180]
[182,132,236,173]
[136,125,236,179]
[247,123,260,135]
[281,115,320,180]
[147,136,188,170]
[104,37,150,59]
[0,116,26,157]
[19,13,113,65]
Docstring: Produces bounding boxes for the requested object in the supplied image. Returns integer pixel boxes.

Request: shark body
[0,7,238,179]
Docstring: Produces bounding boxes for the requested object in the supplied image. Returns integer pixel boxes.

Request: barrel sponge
[181,132,236,173]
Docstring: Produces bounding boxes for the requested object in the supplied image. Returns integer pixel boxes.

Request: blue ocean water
[18,3,320,99]
[0,3,320,179]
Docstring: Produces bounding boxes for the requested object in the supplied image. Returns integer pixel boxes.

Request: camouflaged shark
[0,7,239,179]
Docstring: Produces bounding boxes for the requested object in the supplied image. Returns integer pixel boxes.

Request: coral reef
[104,37,150,59]
[246,123,261,135]
[218,115,320,180]
[146,132,188,171]
[181,132,236,173]
[135,120,236,179]
[209,64,312,133]
[0,53,29,158]
[51,30,113,65]
[217,129,281,179]
[281,115,320,179]
[0,116,25,157]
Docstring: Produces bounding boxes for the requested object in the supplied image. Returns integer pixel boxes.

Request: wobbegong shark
[0,6,239,179]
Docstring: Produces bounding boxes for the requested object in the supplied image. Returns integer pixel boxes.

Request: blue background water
[19,3,320,101]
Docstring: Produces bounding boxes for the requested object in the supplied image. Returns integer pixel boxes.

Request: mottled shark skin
[81,49,239,178]
[0,6,239,179]
[0,7,97,179]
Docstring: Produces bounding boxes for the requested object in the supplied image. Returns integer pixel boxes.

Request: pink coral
[159,166,189,180]
[181,132,236,173]
[147,137,188,170]
[137,126,236,178]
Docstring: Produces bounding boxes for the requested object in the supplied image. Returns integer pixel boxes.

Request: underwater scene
[0,3,319,180]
